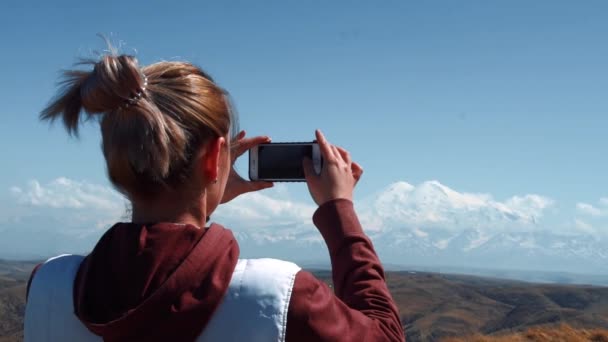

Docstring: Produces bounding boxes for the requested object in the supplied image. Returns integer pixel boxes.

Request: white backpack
[25,254,301,342]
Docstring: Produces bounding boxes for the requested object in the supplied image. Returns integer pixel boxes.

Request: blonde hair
[41,54,236,199]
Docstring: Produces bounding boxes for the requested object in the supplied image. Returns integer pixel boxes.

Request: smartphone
[249,142,322,182]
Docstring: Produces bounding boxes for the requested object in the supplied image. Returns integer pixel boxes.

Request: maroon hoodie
[28,199,405,341]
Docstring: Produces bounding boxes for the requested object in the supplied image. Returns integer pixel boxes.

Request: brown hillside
[313,271,608,341]
[389,272,608,341]
[442,324,608,342]
[0,283,25,342]
[0,260,37,342]
[2,262,608,342]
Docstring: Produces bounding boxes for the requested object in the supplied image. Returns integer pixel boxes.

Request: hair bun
[81,55,147,114]
[42,52,234,199]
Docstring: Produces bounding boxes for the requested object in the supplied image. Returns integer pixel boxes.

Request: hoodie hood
[74,222,239,342]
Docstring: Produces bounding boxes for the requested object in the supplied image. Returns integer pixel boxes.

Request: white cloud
[433,239,450,250]
[573,198,608,237]
[2,177,572,257]
[577,203,603,216]
[212,180,560,244]
[3,178,129,258]
[576,198,608,217]
[215,187,315,226]
[360,180,554,233]
[7,178,556,238]
[575,219,596,234]
[8,178,126,234]
[505,195,555,223]
[213,186,317,243]
[11,178,124,212]
[412,227,428,238]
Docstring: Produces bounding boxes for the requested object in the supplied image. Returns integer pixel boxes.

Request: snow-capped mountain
[235,224,608,275]
[232,181,607,275]
[4,178,607,277]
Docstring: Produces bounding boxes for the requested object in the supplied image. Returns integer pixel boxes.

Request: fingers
[240,135,271,149]
[302,157,319,184]
[335,146,352,165]
[247,181,274,192]
[235,135,271,157]
[334,144,362,183]
[230,130,247,151]
[335,144,361,183]
[352,162,364,183]
[315,130,336,161]
[222,172,273,203]
[331,145,340,161]
[302,157,313,179]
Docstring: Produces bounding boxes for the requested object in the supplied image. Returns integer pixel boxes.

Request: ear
[200,137,226,183]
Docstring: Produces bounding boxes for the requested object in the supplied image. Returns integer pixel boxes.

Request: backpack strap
[24,254,100,342]
[198,258,301,342]
[25,255,301,342]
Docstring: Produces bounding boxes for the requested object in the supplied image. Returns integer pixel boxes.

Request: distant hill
[0,260,37,342]
[2,260,608,342]
[313,271,608,342]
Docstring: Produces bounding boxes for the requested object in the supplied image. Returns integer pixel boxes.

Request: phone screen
[257,144,313,179]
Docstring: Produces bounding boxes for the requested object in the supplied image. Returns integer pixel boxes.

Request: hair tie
[120,75,148,110]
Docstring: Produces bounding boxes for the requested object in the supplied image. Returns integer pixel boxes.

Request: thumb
[302,157,316,182]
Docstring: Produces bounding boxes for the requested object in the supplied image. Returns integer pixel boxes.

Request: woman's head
[42,54,236,209]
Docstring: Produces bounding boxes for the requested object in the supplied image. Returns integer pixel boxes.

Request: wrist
[317,196,352,207]
[312,199,365,252]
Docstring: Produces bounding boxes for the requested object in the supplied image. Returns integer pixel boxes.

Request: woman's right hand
[303,130,364,206]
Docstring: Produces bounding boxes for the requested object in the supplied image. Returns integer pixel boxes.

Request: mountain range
[234,181,608,280]
[3,180,607,284]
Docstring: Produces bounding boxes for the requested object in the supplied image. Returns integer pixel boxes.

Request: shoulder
[37,254,86,273]
[289,270,332,313]
[236,258,300,273]
[198,259,301,341]
[231,258,301,292]
[27,255,86,293]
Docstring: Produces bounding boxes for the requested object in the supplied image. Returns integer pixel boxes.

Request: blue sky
[1,1,607,265]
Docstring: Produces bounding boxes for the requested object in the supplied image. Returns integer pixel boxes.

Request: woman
[24,53,404,342]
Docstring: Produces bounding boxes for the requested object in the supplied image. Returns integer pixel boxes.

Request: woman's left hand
[221,130,274,204]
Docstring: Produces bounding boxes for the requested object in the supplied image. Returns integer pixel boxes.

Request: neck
[131,192,208,229]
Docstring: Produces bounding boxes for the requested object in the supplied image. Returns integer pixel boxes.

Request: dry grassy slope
[442,324,608,342]
[387,272,608,342]
[0,283,25,342]
[2,262,608,342]
[0,260,37,342]
[313,271,608,342]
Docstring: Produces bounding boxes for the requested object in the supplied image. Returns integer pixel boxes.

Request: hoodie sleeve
[285,199,405,342]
